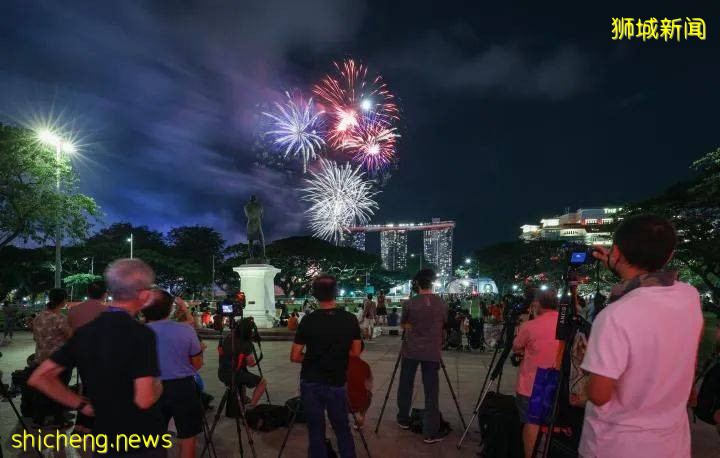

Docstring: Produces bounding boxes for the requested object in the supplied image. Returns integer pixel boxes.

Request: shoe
[397,420,410,430]
[423,428,450,444]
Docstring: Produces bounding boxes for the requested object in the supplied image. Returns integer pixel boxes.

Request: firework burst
[344,118,399,172]
[301,159,378,243]
[262,91,324,172]
[313,59,398,149]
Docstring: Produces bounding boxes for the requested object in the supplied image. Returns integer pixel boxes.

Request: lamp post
[127,234,134,259]
[84,256,95,275]
[38,130,75,288]
[410,253,423,270]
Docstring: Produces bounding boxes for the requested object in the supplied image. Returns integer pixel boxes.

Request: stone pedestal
[233,264,281,329]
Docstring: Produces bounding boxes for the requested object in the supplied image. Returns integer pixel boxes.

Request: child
[346,341,373,428]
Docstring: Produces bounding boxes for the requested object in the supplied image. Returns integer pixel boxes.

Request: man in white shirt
[580,214,703,458]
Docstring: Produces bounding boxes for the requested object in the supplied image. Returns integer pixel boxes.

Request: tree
[226,236,381,297]
[0,124,100,250]
[63,273,102,300]
[0,246,54,301]
[628,149,720,302]
[166,226,225,293]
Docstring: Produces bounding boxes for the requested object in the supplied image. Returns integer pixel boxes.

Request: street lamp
[83,257,95,275]
[127,234,134,259]
[409,253,423,269]
[38,129,75,288]
[465,258,471,264]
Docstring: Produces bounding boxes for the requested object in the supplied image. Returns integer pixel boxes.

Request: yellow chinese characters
[612,17,706,41]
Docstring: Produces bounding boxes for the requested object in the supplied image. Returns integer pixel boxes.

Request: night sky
[2,1,719,257]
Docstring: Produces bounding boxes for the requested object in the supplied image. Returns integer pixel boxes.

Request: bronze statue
[244,195,266,262]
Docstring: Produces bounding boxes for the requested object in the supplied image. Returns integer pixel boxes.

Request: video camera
[564,243,597,266]
[217,292,246,317]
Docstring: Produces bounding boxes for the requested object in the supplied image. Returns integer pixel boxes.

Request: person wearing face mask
[579,214,703,458]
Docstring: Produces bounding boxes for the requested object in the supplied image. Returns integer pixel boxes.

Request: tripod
[456,318,515,449]
[374,331,467,434]
[531,267,582,458]
[251,341,271,405]
[0,375,42,458]
[201,315,257,458]
[278,387,372,458]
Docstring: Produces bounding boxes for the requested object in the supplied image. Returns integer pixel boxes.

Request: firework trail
[312,59,398,149]
[301,158,378,243]
[262,91,324,172]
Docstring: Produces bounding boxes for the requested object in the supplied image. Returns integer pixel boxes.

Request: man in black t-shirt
[30,259,165,457]
[291,274,362,458]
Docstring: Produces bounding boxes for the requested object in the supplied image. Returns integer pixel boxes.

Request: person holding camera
[512,289,561,458]
[145,290,205,458]
[290,274,362,458]
[396,268,449,444]
[218,317,267,408]
[579,214,703,458]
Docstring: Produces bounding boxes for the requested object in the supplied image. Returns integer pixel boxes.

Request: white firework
[301,159,379,243]
[262,91,324,172]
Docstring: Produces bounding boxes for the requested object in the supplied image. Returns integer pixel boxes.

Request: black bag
[408,408,451,435]
[477,392,522,458]
[245,404,292,432]
[285,396,307,423]
[694,356,720,425]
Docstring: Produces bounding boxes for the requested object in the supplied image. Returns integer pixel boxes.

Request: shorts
[159,377,203,439]
[515,393,530,424]
[361,318,374,329]
[235,370,262,388]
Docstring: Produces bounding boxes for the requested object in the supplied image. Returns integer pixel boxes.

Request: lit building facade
[380,230,408,271]
[340,231,366,251]
[347,219,456,274]
[520,207,622,245]
[423,223,454,278]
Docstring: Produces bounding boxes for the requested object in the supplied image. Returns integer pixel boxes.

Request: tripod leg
[347,400,372,458]
[457,375,494,449]
[235,389,257,458]
[374,350,403,434]
[201,390,228,458]
[277,407,298,458]
[197,389,217,458]
[440,358,467,430]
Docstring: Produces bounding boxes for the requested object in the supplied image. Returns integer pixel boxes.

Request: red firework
[343,118,399,172]
[313,59,398,149]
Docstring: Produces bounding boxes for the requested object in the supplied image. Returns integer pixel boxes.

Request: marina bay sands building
[343,219,456,275]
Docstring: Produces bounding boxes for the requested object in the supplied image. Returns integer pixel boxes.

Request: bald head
[105,258,155,302]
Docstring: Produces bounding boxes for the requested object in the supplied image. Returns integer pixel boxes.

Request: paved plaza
[1,332,718,457]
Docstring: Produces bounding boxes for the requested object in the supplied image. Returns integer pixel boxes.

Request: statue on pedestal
[244,195,266,263]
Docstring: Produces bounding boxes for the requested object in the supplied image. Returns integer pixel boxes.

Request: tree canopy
[0,123,100,250]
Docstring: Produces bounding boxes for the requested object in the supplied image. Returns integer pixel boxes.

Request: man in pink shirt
[513,289,561,458]
[580,214,703,458]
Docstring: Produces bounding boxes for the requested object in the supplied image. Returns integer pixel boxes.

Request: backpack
[475,392,522,458]
[694,356,720,425]
[245,404,292,432]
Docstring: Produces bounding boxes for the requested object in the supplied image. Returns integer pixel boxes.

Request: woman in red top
[346,341,373,428]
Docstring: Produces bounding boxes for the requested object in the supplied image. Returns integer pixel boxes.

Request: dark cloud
[387,34,594,100]
[0,0,363,243]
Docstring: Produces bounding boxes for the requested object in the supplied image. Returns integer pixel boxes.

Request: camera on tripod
[218,292,246,317]
[564,243,597,266]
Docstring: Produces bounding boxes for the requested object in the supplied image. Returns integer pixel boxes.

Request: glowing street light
[540,284,548,291]
[38,129,76,288]
[465,258,472,264]
[127,234,134,259]
[512,284,519,291]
